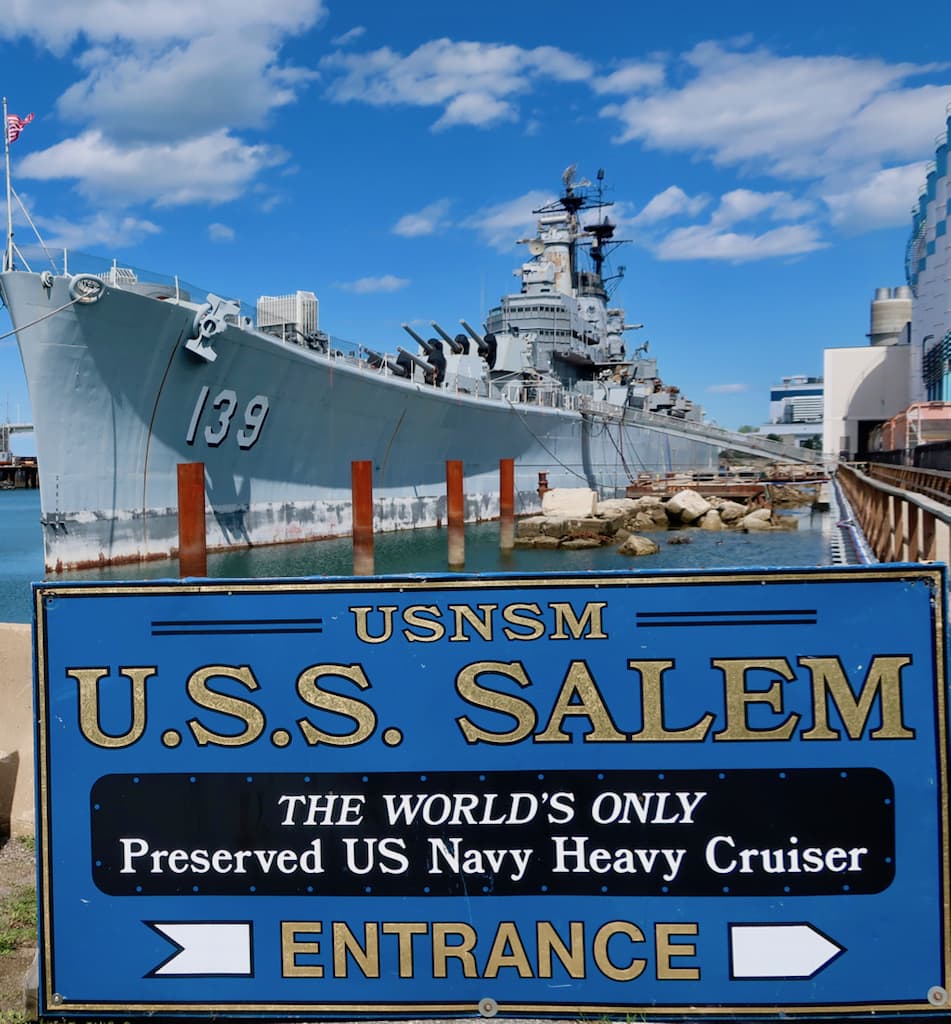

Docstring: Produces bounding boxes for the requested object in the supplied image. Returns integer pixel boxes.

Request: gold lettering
[296,664,376,746]
[455,661,537,744]
[69,666,155,748]
[502,603,546,641]
[592,921,646,981]
[280,921,323,978]
[432,923,478,978]
[712,658,799,741]
[449,604,498,642]
[402,605,446,643]
[537,921,585,978]
[535,661,626,743]
[799,655,915,740]
[655,922,700,980]
[350,606,397,643]
[549,601,608,640]
[332,922,379,978]
[186,665,264,747]
[382,922,427,978]
[483,921,533,978]
[627,660,714,742]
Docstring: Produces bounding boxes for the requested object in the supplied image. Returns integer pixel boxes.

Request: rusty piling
[177,462,207,578]
[500,458,515,551]
[447,459,465,569]
[351,460,375,576]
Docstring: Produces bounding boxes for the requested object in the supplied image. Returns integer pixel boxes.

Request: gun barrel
[431,321,463,353]
[460,319,489,356]
[401,323,431,351]
[396,346,433,373]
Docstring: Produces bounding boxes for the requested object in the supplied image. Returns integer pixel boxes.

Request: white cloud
[393,199,452,237]
[706,383,748,394]
[824,162,928,230]
[57,35,319,143]
[655,222,827,262]
[462,190,554,251]
[633,186,709,225]
[434,93,515,131]
[335,274,410,294]
[322,38,592,130]
[32,211,161,250]
[710,189,815,228]
[332,26,366,46]
[0,0,326,52]
[17,130,287,206]
[600,41,950,181]
[592,62,665,95]
[632,186,824,262]
[0,0,324,209]
[208,223,236,242]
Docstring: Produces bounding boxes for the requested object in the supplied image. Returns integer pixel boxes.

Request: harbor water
[1,488,837,624]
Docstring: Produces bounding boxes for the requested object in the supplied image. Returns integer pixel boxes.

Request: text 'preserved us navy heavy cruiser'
[1,167,801,571]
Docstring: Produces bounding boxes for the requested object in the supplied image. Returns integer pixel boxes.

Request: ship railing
[836,461,951,563]
[498,380,575,410]
[14,245,259,321]
[576,396,827,466]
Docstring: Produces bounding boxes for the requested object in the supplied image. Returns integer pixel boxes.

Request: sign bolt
[478,997,498,1018]
[928,986,948,1006]
[51,993,64,1006]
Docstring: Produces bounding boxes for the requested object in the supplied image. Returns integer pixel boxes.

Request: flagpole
[3,96,12,272]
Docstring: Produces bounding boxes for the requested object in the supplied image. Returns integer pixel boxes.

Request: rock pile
[515,487,800,557]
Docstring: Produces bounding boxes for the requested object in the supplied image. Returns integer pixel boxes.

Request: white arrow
[730,923,844,980]
[148,922,253,977]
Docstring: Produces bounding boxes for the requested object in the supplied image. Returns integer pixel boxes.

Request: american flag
[6,112,34,145]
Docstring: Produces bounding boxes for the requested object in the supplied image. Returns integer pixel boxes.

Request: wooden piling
[447,459,465,568]
[177,462,207,578]
[351,460,375,576]
[499,458,514,551]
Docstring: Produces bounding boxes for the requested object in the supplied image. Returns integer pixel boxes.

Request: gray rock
[700,509,725,531]
[666,488,712,523]
[617,534,661,557]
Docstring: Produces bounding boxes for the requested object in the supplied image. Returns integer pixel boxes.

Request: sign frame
[32,564,951,1018]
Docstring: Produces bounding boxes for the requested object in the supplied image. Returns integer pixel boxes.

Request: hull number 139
[185,385,270,450]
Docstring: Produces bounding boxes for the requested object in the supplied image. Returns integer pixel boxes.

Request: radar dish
[562,164,577,188]
[528,238,545,256]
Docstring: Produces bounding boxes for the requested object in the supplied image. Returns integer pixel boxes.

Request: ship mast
[531,166,622,294]
[3,96,12,272]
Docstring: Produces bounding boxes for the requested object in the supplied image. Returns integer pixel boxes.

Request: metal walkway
[578,398,826,467]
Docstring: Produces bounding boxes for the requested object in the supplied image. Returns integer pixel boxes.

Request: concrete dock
[0,623,33,837]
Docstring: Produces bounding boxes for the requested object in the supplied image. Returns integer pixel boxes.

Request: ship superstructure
[1,168,810,571]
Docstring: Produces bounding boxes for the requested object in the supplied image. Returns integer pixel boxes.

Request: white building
[762,375,824,447]
[256,291,319,341]
[822,287,913,458]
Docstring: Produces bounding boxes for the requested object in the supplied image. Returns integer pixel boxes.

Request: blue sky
[2,0,951,450]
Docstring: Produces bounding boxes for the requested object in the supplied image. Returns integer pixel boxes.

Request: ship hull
[3,272,719,571]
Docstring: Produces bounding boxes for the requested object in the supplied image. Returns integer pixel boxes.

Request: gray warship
[1,167,796,571]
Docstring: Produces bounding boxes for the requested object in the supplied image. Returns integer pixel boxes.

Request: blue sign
[33,566,950,1018]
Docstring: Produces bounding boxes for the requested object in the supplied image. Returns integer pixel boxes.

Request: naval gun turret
[401,324,446,384]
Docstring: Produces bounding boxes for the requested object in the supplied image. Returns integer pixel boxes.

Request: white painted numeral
[186,387,270,450]
[204,389,238,447]
[237,396,270,449]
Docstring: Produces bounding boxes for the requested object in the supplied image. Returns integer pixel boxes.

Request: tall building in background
[908,113,951,404]
[762,375,824,447]
[823,108,951,461]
